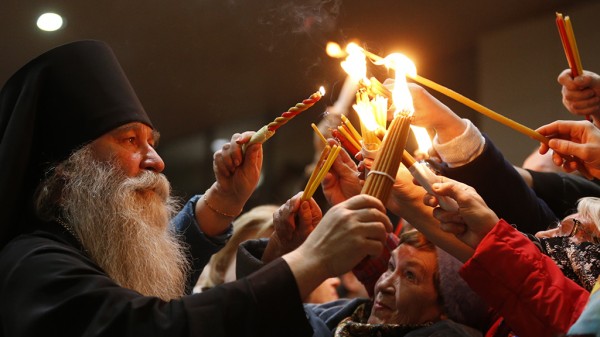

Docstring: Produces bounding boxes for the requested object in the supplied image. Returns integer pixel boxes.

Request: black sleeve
[444,134,558,234]
[528,170,600,219]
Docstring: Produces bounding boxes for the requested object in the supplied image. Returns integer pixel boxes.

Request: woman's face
[535,213,599,244]
[368,244,443,325]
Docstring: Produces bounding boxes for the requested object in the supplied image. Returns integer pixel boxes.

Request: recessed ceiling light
[37,13,63,32]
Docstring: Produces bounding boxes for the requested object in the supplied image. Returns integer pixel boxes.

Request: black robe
[0,222,311,337]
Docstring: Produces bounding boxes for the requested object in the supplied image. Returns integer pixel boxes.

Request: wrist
[434,117,468,144]
[204,184,243,218]
[262,233,285,263]
[283,249,328,300]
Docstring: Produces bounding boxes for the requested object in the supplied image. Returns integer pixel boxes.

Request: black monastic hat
[0,40,153,247]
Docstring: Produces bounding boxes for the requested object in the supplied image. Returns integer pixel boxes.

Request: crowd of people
[1,39,599,337]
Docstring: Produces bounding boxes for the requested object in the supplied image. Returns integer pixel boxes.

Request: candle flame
[379,53,416,116]
[326,42,345,58]
[353,101,378,131]
[410,126,432,154]
[319,86,326,96]
[391,73,414,116]
[340,43,367,82]
[375,53,417,77]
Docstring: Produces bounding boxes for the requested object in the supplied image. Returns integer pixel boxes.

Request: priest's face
[56,123,188,301]
[368,244,443,325]
[88,122,165,177]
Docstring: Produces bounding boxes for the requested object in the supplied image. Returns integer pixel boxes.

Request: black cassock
[0,222,312,337]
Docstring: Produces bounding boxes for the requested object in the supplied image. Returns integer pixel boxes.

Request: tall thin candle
[245,88,324,151]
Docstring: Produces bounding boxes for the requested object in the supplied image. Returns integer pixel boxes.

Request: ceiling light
[37,13,63,32]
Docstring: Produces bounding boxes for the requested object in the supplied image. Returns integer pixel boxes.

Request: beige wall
[478,2,600,165]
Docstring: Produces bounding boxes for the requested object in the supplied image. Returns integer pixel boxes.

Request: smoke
[257,0,344,51]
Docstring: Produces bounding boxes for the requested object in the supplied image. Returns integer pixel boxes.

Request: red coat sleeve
[460,219,589,337]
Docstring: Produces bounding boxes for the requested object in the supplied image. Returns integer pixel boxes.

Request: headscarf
[0,40,153,248]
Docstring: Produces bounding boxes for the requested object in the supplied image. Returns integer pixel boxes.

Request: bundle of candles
[302,125,342,201]
[325,40,553,206]
[331,114,362,157]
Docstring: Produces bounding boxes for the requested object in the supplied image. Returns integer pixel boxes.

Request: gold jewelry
[203,194,240,218]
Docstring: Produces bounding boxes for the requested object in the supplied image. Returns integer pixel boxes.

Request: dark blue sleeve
[304,298,369,337]
[444,134,558,234]
[171,194,233,293]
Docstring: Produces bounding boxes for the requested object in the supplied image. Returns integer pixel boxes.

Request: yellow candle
[311,123,328,145]
[410,74,548,144]
[565,16,584,76]
[302,145,341,200]
[338,125,362,152]
[341,115,363,143]
[302,145,331,201]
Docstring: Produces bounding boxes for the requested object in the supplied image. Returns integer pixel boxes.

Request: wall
[478,2,600,165]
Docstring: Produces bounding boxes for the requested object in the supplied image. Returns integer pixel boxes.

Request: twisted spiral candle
[245,88,324,150]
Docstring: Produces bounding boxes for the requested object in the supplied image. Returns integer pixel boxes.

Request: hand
[262,192,322,263]
[424,176,499,250]
[283,194,392,299]
[408,83,468,143]
[211,131,263,211]
[387,164,428,218]
[321,140,362,206]
[536,120,600,179]
[197,132,263,236]
[558,69,600,125]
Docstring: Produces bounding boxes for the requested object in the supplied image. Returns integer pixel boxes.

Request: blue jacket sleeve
[171,194,233,293]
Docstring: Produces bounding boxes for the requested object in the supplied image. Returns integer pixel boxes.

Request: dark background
[1,0,595,209]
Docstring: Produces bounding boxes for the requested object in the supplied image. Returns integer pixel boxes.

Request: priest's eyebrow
[113,123,161,145]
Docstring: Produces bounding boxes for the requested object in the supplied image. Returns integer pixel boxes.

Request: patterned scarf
[540,236,600,291]
[334,302,433,337]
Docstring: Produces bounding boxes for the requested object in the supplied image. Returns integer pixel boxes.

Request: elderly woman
[237,193,489,337]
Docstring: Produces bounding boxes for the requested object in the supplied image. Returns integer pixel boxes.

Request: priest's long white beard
[60,147,189,300]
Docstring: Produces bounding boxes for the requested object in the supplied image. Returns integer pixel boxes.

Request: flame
[340,43,367,83]
[326,42,345,58]
[319,86,326,96]
[353,101,378,131]
[381,53,416,116]
[375,53,417,77]
[410,126,432,154]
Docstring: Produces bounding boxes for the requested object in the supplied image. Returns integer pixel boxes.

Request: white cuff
[433,119,485,168]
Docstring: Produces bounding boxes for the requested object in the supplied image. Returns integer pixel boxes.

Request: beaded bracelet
[203,194,240,218]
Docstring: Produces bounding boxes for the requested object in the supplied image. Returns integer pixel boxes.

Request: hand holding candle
[402,150,459,212]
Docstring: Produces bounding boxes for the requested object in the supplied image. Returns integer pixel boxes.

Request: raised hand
[262,192,322,263]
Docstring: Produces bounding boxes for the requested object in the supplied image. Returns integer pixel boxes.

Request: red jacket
[460,219,589,337]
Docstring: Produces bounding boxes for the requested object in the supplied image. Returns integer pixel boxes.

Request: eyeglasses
[556,218,600,244]
[568,218,583,237]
